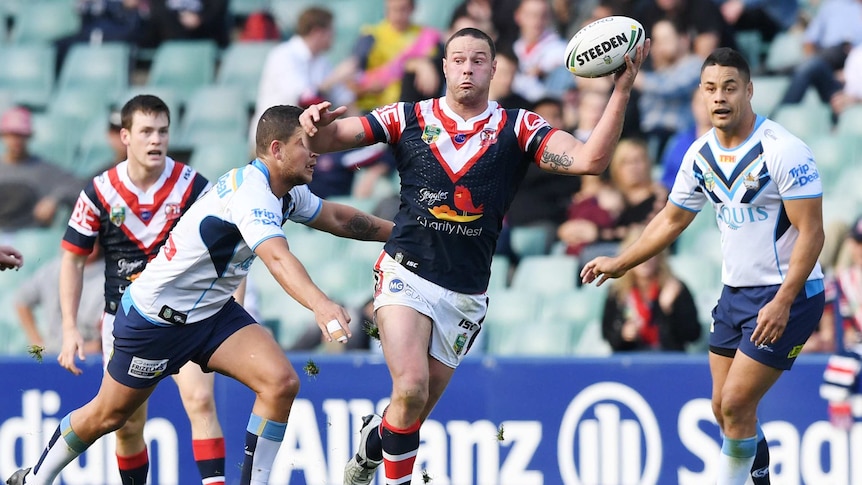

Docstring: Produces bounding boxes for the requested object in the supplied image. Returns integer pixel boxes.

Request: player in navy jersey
[56,94,224,485]
[300,27,649,485]
[7,104,394,485]
[581,48,825,485]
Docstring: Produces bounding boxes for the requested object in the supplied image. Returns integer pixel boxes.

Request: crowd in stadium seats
[0,0,860,359]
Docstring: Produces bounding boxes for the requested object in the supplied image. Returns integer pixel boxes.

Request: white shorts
[373,252,487,368]
[100,311,114,370]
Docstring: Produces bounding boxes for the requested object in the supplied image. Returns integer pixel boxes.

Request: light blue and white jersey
[128,159,322,325]
[669,115,824,287]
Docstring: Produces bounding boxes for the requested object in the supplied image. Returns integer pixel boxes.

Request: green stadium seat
[413,0,462,32]
[764,31,804,74]
[572,321,612,356]
[9,1,80,44]
[228,0,271,18]
[188,140,253,182]
[751,76,790,117]
[836,105,862,137]
[771,102,833,141]
[488,256,510,290]
[248,262,315,348]
[510,254,578,296]
[0,44,56,109]
[808,134,860,191]
[48,87,112,127]
[216,41,276,108]
[58,42,130,102]
[8,226,65,278]
[510,225,552,257]
[28,113,81,167]
[734,30,763,73]
[146,40,218,102]
[270,0,326,36]
[307,258,373,306]
[488,319,573,356]
[485,288,542,327]
[174,86,248,150]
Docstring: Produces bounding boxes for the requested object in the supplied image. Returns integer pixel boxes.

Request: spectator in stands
[507,97,582,256]
[830,43,862,117]
[633,18,702,161]
[451,0,497,41]
[54,0,146,75]
[328,0,442,113]
[777,0,862,108]
[815,216,862,353]
[252,7,355,141]
[718,0,798,45]
[511,0,573,101]
[607,138,667,241]
[601,227,701,351]
[15,246,104,356]
[565,81,613,140]
[635,0,736,59]
[488,47,532,109]
[557,170,624,258]
[0,245,23,271]
[659,88,710,191]
[307,144,393,199]
[143,0,230,48]
[0,106,82,231]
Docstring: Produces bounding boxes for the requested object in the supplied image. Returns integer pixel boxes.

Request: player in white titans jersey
[582,48,825,485]
[300,27,649,485]
[7,104,393,485]
[54,95,225,485]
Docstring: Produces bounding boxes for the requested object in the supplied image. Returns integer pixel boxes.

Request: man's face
[0,133,28,162]
[700,65,752,133]
[444,35,496,106]
[122,111,169,171]
[278,130,317,187]
[385,0,413,31]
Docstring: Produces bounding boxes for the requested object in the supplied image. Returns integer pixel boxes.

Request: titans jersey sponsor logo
[717,205,768,230]
[127,356,168,379]
[250,208,280,226]
[789,162,819,187]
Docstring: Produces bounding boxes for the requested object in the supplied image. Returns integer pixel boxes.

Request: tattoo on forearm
[541,151,574,171]
[353,132,365,142]
[344,214,379,240]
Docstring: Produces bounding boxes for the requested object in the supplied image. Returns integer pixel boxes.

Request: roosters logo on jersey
[164,203,181,220]
[480,128,498,146]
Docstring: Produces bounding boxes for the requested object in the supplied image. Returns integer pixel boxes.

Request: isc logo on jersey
[558,382,661,484]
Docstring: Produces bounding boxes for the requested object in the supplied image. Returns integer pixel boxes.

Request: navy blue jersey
[62,159,211,313]
[363,98,555,293]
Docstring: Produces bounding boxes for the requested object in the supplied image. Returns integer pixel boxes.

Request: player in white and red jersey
[55,95,223,485]
[582,48,825,485]
[300,27,649,485]
[7,104,394,485]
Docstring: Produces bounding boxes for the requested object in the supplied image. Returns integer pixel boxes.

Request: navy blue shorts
[709,280,824,370]
[107,297,257,388]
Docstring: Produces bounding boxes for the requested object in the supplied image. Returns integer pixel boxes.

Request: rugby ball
[564,16,645,78]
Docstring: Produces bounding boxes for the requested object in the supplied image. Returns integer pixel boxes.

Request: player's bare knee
[392,385,429,411]
[261,369,299,405]
[180,387,216,415]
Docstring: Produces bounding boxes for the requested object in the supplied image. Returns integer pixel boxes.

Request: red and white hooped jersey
[62,158,211,313]
[363,97,556,294]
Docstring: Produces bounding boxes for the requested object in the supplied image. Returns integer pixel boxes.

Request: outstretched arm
[255,237,352,342]
[581,202,695,286]
[300,102,373,154]
[306,200,394,242]
[538,40,651,176]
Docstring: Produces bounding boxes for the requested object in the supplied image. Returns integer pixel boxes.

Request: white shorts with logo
[373,252,487,368]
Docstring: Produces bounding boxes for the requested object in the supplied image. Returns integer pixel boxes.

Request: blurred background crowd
[0,0,860,359]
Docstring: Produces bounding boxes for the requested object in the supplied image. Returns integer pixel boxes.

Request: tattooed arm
[536,44,649,176]
[306,200,394,243]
